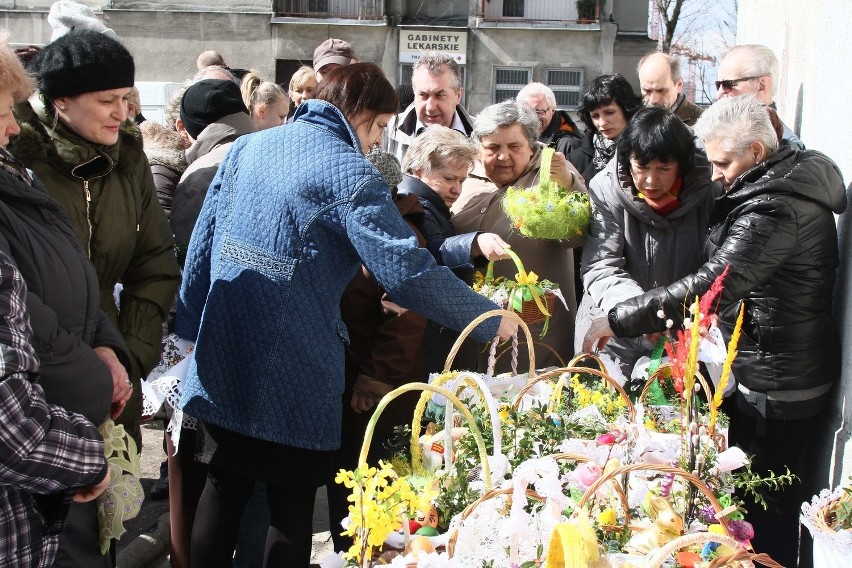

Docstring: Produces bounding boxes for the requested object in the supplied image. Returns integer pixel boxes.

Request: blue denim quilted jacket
[175,100,499,450]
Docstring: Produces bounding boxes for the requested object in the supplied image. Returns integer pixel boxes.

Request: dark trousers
[167,428,208,568]
[53,501,112,568]
[191,465,318,568]
[728,404,820,568]
[190,424,333,568]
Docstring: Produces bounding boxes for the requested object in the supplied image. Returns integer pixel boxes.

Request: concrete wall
[611,0,647,33]
[737,0,852,492]
[112,0,270,11]
[105,10,276,81]
[466,27,604,114]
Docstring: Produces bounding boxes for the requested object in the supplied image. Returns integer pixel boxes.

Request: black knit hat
[179,79,248,139]
[33,30,135,103]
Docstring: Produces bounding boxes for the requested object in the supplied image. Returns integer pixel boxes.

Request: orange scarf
[638,176,683,215]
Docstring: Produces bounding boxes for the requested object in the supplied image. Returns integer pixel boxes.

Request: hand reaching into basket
[582,314,614,353]
[472,233,511,262]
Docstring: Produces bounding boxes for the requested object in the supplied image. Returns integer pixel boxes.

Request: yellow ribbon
[515,271,539,286]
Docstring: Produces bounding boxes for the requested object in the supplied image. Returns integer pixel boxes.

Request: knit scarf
[592,133,616,171]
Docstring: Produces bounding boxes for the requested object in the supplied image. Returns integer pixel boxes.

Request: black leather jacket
[609,148,847,419]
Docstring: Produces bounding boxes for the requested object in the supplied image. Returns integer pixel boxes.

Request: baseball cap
[313,38,357,71]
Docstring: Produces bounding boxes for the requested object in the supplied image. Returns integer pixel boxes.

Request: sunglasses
[715,76,761,92]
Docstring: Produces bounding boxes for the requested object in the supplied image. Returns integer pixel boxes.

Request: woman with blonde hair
[400,125,511,372]
[287,65,317,119]
[240,71,289,130]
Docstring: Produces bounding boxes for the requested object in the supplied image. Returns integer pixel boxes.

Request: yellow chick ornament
[625,495,684,555]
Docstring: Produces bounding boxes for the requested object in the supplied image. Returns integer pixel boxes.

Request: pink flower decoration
[575,462,603,489]
[596,433,616,445]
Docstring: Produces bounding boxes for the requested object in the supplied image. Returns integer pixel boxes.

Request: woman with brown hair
[176,62,517,567]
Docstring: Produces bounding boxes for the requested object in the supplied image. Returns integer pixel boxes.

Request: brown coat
[672,93,704,127]
[451,145,585,370]
[340,192,428,436]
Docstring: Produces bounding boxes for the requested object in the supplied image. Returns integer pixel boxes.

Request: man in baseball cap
[312,38,357,81]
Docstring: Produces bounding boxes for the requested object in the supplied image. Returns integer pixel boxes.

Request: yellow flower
[597,508,617,526]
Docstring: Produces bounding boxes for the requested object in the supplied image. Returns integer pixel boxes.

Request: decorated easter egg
[414,525,439,537]
[415,504,439,528]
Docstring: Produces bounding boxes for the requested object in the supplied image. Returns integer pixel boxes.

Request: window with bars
[279,0,329,13]
[546,67,584,109]
[493,67,532,103]
[503,0,524,17]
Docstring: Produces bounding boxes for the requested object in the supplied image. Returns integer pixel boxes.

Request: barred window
[546,67,584,109]
[493,67,532,103]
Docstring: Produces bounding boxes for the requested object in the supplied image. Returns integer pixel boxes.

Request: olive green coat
[10,98,181,426]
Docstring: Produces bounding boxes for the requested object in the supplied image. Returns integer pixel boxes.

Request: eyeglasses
[532,108,552,116]
[715,76,761,92]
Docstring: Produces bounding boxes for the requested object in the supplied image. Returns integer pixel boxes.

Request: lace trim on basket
[141,334,196,452]
[801,486,852,553]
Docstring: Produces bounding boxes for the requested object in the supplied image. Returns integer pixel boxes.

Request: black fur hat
[33,30,134,102]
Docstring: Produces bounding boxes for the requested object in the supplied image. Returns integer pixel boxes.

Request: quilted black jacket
[609,148,846,419]
[0,149,128,424]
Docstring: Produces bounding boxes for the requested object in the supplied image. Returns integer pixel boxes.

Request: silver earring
[59,105,65,111]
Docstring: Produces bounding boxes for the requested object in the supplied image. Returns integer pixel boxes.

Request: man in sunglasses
[716,44,804,150]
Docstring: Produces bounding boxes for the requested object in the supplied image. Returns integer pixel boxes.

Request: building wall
[466,27,605,114]
[737,0,852,492]
[0,0,652,118]
[106,10,277,81]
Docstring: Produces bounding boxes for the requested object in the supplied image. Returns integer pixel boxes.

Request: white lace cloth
[141,334,195,453]
[801,486,852,564]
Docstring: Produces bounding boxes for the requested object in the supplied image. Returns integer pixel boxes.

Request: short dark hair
[314,62,398,124]
[577,74,643,133]
[616,106,695,175]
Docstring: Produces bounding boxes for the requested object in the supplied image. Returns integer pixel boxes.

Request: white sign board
[399,30,467,65]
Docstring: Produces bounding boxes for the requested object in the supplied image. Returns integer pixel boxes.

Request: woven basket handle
[511,366,635,421]
[539,146,555,187]
[412,371,504,471]
[357,382,493,489]
[578,463,732,537]
[443,309,535,378]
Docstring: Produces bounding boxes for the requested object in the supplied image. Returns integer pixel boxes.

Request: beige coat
[451,145,585,371]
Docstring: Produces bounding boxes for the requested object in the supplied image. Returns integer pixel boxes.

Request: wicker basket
[578,463,735,538]
[445,452,628,560]
[801,486,852,567]
[644,531,783,567]
[474,249,559,327]
[504,290,556,325]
